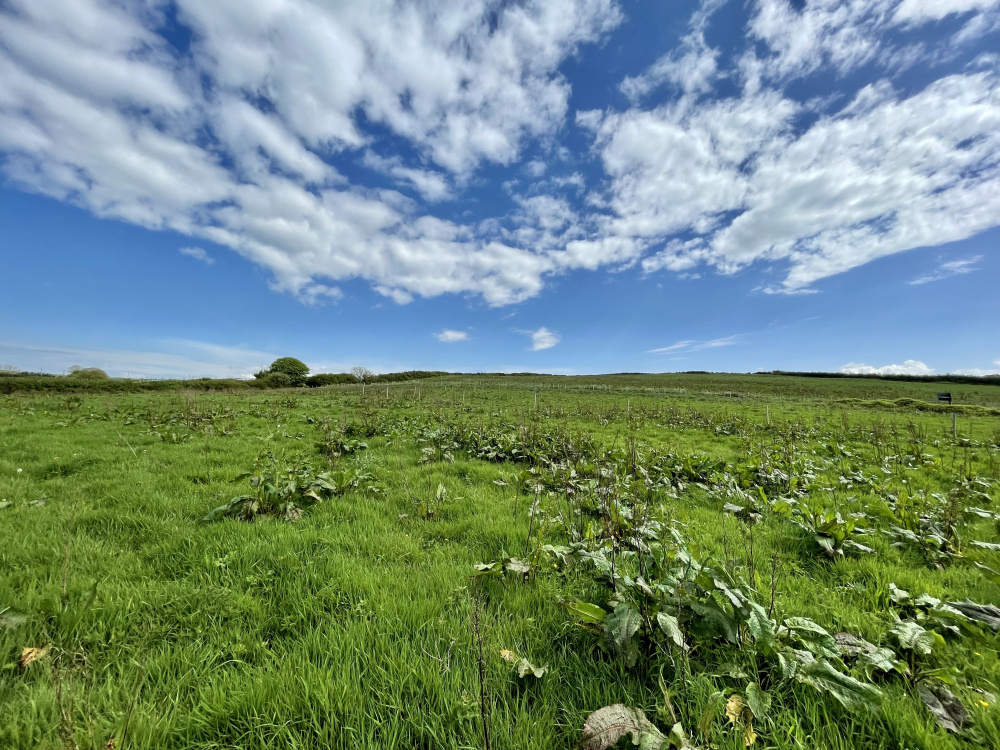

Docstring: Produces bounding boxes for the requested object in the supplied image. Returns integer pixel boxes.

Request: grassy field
[2,373,999,749]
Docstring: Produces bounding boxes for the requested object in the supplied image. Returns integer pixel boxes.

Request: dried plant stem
[768,553,779,620]
[471,595,492,750]
[397,454,418,516]
[61,538,71,609]
[525,489,540,557]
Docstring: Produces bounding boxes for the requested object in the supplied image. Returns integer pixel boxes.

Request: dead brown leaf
[725,694,746,726]
[20,644,51,670]
[725,693,757,746]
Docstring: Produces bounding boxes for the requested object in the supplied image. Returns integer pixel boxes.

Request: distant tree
[0,365,21,374]
[265,357,309,386]
[350,366,374,383]
[69,368,110,380]
[259,372,292,388]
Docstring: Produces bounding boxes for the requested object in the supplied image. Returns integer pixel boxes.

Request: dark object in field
[947,600,1000,630]
[937,392,952,404]
[918,684,969,734]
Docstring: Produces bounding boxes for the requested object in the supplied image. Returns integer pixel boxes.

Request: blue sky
[1,0,998,378]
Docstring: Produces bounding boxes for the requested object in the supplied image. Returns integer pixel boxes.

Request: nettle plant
[314,417,369,465]
[411,415,601,466]
[772,494,875,558]
[431,408,1000,743]
[562,523,885,717]
[416,425,458,464]
[877,583,1000,734]
[882,489,961,568]
[558,524,1000,740]
[881,477,994,568]
[203,452,381,522]
[397,456,456,521]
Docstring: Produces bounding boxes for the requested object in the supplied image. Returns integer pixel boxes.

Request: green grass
[1,374,999,749]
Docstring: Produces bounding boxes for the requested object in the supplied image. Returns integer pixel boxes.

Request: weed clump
[203,452,381,522]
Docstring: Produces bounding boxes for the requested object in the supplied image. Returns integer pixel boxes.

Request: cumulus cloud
[951,357,1000,376]
[839,360,934,375]
[0,0,998,306]
[743,1,998,86]
[621,0,726,100]
[180,0,622,174]
[362,152,451,202]
[551,172,586,191]
[621,38,719,100]
[746,0,890,82]
[179,246,214,265]
[952,365,1000,375]
[0,0,622,306]
[841,359,1000,376]
[584,89,798,247]
[605,0,1000,294]
[908,255,982,284]
[526,327,560,351]
[593,66,1000,293]
[525,160,547,177]
[435,330,469,343]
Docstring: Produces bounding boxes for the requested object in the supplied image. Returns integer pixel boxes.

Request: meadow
[1,373,999,749]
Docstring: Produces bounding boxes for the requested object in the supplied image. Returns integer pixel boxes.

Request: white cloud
[908,255,981,284]
[647,340,695,353]
[526,327,560,351]
[435,330,469,343]
[747,0,889,82]
[642,239,712,274]
[0,0,622,307]
[586,90,797,244]
[525,160,547,177]
[621,36,719,101]
[179,246,214,265]
[551,172,586,191]
[505,193,585,255]
[214,98,339,184]
[952,365,1000,375]
[0,339,277,379]
[743,1,1000,89]
[894,0,998,24]
[362,152,451,202]
[732,74,1000,292]
[839,360,934,375]
[1,0,998,307]
[178,0,622,174]
[621,0,726,100]
[953,11,1000,45]
[695,335,742,350]
[592,67,1000,293]
[647,335,742,354]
